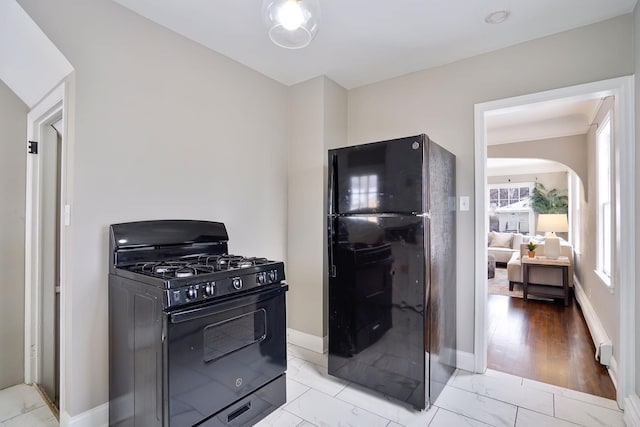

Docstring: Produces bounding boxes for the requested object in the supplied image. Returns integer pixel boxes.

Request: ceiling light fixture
[263,0,319,49]
[484,10,510,24]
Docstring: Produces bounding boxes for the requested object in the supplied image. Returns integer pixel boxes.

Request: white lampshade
[536,214,569,233]
[537,214,568,259]
[263,0,320,49]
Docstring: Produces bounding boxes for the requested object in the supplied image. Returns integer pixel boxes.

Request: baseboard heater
[573,276,613,366]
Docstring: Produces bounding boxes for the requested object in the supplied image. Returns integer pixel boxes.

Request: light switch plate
[64,204,71,226]
[459,196,470,211]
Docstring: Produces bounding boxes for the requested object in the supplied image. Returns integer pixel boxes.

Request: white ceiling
[487,158,568,177]
[0,1,73,108]
[486,97,602,145]
[485,93,602,175]
[113,0,636,89]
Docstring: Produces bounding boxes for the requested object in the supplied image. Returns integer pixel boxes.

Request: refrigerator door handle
[328,215,337,277]
[328,153,338,215]
[328,153,338,277]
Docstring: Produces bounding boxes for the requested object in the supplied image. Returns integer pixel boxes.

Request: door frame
[473,76,636,407]
[25,81,70,416]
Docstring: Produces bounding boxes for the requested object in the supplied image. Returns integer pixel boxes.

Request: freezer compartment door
[328,215,427,409]
[329,135,426,215]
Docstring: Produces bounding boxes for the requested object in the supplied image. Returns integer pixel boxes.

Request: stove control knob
[204,282,216,296]
[187,286,197,300]
[268,270,277,282]
[257,272,266,285]
[232,278,243,290]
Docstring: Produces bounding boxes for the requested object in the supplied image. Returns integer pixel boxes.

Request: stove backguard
[110,220,229,272]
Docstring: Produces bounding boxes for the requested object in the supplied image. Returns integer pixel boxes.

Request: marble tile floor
[255,343,625,427]
[0,344,624,426]
[0,384,56,427]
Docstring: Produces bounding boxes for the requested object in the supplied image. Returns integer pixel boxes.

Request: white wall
[0,0,72,108]
[488,135,587,196]
[348,15,633,353]
[634,1,640,399]
[575,97,620,368]
[322,78,348,334]
[287,77,325,337]
[287,76,347,339]
[0,80,28,390]
[18,0,288,417]
[487,171,568,190]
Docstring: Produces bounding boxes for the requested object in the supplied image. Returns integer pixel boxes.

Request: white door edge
[25,80,71,418]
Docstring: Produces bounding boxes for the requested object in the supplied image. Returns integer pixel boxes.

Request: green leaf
[530,182,568,214]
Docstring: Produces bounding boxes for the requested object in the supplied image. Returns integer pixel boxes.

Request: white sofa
[488,231,525,264]
[507,242,574,290]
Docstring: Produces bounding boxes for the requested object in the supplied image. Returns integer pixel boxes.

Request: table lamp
[537,214,569,259]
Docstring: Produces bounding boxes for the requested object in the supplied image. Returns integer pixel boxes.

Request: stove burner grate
[130,255,271,278]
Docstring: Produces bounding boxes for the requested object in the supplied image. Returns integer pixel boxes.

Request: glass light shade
[263,0,319,49]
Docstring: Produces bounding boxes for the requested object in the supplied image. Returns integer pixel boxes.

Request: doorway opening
[25,82,70,420]
[474,76,636,408]
[483,155,617,397]
[34,118,62,413]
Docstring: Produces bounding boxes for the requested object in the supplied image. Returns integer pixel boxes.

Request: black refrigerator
[327,134,456,410]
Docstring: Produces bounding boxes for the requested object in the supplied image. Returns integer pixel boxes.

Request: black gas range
[109,220,287,427]
[115,253,286,309]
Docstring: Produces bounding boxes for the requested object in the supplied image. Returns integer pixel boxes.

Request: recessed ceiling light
[484,10,510,24]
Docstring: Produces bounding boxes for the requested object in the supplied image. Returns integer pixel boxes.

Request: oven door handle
[169,285,287,324]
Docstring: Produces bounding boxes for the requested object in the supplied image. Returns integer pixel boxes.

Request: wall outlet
[459,196,470,211]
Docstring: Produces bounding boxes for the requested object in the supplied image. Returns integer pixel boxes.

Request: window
[596,114,612,284]
[488,183,534,234]
[488,184,530,209]
[569,172,581,252]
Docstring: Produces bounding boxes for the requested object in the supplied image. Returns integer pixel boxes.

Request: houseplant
[530,182,568,214]
[527,241,537,258]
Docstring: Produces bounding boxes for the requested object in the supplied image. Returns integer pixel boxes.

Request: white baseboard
[456,350,475,372]
[287,328,326,353]
[573,276,613,366]
[624,394,640,426]
[60,403,108,427]
[608,355,619,391]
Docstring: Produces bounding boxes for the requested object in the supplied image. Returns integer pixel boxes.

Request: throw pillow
[490,232,513,248]
[487,231,496,247]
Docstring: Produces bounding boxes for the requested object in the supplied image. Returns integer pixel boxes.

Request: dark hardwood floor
[487,292,616,399]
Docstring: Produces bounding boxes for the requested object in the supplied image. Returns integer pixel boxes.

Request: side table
[522,256,570,306]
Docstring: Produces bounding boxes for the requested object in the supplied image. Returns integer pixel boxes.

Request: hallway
[487,292,616,400]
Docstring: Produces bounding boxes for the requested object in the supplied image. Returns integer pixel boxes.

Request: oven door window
[203,309,267,363]
[166,288,286,427]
